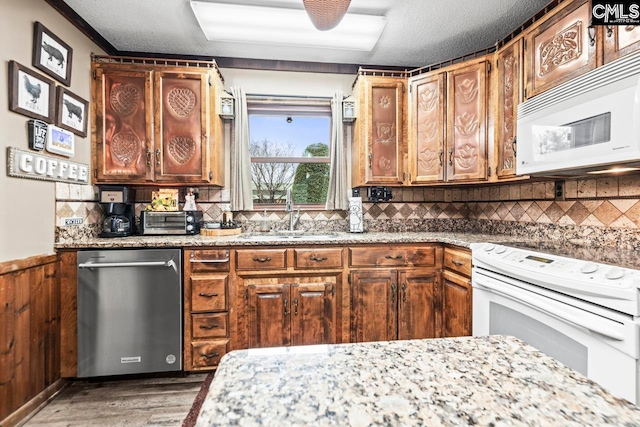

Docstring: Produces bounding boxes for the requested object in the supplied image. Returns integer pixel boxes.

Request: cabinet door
[290,283,335,346]
[446,61,487,182]
[603,25,640,64]
[94,67,152,182]
[408,73,446,183]
[154,70,210,183]
[397,271,439,340]
[495,40,522,178]
[441,271,472,337]
[247,284,290,348]
[524,0,596,98]
[364,79,405,185]
[351,270,397,342]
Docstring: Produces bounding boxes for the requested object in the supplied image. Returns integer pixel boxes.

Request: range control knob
[495,246,507,254]
[580,263,598,274]
[484,244,496,252]
[605,267,625,280]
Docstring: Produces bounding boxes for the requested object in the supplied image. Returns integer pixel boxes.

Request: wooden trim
[0,379,67,427]
[0,254,57,276]
[43,0,117,55]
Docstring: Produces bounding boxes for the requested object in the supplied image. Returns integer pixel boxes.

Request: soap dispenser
[259,209,270,232]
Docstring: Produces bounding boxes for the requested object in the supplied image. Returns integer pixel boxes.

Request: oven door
[473,270,639,405]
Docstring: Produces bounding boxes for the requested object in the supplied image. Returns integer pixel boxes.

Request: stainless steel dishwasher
[77,248,182,377]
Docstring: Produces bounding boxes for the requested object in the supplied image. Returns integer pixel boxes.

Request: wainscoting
[0,254,63,426]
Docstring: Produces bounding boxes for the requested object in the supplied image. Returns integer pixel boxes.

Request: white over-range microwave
[517,50,640,176]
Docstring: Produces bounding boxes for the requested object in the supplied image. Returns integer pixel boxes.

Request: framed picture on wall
[8,60,56,123]
[32,21,73,86]
[56,86,88,137]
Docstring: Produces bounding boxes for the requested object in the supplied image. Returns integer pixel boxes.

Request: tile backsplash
[55,174,640,248]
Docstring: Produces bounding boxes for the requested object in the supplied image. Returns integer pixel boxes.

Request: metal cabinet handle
[146,148,151,166]
[391,282,396,304]
[451,259,465,267]
[201,352,219,359]
[155,149,161,166]
[190,250,230,263]
[368,152,373,169]
[385,255,403,260]
[310,256,328,262]
[253,257,272,263]
[511,137,517,157]
[198,292,219,298]
[402,283,407,303]
[588,24,596,47]
[284,297,289,316]
[606,25,613,38]
[438,149,444,166]
[448,147,454,166]
[293,297,299,316]
[199,323,219,330]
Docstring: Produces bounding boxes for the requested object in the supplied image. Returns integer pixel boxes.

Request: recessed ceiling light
[190,1,386,51]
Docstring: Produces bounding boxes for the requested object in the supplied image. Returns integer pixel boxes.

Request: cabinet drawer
[443,247,472,278]
[236,249,287,270]
[188,249,230,272]
[349,246,438,267]
[192,313,228,339]
[191,276,227,312]
[191,340,228,368]
[294,248,343,269]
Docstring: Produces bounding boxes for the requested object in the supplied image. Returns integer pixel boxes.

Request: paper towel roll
[348,197,363,233]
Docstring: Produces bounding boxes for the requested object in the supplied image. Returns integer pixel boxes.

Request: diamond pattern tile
[593,201,622,226]
[565,202,591,226]
[384,204,399,218]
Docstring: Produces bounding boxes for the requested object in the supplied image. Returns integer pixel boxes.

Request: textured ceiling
[62,0,552,68]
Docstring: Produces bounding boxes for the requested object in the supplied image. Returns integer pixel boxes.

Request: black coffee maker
[99,186,136,237]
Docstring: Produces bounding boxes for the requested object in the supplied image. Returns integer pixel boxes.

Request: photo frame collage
[8,21,88,157]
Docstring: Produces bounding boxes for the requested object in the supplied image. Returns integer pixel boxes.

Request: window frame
[247,95,332,209]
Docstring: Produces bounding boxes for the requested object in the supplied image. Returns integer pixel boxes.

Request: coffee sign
[7,147,89,184]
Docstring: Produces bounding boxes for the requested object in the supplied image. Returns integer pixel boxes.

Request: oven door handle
[475,276,626,341]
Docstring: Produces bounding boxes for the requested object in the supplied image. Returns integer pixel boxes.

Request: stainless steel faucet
[286,188,300,231]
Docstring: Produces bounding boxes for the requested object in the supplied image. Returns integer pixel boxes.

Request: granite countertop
[195,336,640,427]
[55,231,523,249]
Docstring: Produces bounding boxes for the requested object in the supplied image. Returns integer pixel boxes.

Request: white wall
[0,0,102,262]
[220,68,354,97]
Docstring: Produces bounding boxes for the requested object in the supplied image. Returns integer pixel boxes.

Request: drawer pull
[385,255,403,260]
[201,352,220,359]
[191,258,230,264]
[198,292,219,298]
[451,259,465,267]
[253,257,272,263]
[310,256,328,262]
[199,323,219,329]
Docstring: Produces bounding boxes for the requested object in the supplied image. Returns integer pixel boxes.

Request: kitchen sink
[238,231,338,241]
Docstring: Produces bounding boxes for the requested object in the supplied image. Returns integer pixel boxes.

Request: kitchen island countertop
[195,335,640,426]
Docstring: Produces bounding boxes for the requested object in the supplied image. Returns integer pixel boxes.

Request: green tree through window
[292,143,330,204]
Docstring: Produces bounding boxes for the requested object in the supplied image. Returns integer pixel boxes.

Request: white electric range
[471,241,640,406]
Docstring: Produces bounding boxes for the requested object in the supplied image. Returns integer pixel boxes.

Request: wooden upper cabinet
[495,39,523,178]
[603,25,640,64]
[352,75,406,186]
[407,72,446,183]
[92,57,224,185]
[524,0,596,99]
[446,61,488,182]
[94,68,152,182]
[154,71,210,183]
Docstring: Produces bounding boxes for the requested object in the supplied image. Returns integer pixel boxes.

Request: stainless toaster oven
[140,211,203,235]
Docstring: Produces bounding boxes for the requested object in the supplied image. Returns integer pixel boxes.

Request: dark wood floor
[19,374,208,427]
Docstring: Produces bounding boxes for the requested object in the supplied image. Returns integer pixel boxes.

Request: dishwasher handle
[78,260,176,269]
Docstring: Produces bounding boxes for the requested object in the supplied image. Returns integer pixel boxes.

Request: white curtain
[325,90,349,210]
[229,87,253,211]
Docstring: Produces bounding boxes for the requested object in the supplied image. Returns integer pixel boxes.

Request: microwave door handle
[78,260,176,269]
[474,276,626,341]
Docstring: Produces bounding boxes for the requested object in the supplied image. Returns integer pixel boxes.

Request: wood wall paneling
[0,254,62,424]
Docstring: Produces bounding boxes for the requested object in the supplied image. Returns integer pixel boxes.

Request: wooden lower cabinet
[441,270,472,337]
[246,278,337,349]
[351,269,440,342]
